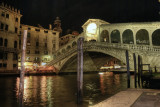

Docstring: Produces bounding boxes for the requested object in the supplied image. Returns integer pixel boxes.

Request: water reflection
[1,73,136,107]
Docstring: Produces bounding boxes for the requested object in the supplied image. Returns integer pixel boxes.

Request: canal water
[0,72,136,107]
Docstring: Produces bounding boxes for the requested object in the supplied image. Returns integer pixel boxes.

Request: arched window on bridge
[62,49,66,53]
[152,29,160,46]
[72,41,77,47]
[136,29,149,45]
[122,29,134,44]
[67,45,71,50]
[111,30,120,43]
[100,30,109,42]
[0,38,3,46]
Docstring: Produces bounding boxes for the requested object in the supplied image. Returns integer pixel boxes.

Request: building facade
[0,3,60,72]
[0,3,22,72]
[19,25,59,71]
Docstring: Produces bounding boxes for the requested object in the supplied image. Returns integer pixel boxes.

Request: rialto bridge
[47,19,160,73]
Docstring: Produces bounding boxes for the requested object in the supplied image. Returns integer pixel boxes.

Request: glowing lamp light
[86,23,97,35]
[98,72,104,75]
[41,62,47,66]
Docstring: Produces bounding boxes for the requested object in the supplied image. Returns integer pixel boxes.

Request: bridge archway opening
[152,29,160,46]
[72,41,77,47]
[60,52,125,73]
[111,30,120,43]
[122,29,134,44]
[67,45,71,50]
[100,30,109,42]
[136,29,149,45]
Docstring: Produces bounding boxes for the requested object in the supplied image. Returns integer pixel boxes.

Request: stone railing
[53,33,84,55]
[48,40,160,66]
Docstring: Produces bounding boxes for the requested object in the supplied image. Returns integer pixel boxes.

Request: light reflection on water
[0,73,135,107]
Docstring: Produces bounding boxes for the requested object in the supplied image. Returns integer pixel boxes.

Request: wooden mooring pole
[125,50,130,88]
[155,66,157,73]
[77,37,84,104]
[19,30,27,107]
[133,53,137,88]
[138,55,141,87]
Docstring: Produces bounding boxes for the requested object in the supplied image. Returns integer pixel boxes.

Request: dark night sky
[1,0,160,35]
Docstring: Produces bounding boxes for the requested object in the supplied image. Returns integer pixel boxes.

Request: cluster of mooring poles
[126,50,144,88]
[76,41,144,104]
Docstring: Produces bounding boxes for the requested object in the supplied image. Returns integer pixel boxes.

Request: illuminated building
[19,24,60,71]
[0,3,22,72]
[0,2,60,72]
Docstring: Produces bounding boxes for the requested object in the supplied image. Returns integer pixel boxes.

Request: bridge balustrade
[48,35,160,66]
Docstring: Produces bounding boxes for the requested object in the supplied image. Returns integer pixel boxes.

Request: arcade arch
[111,30,120,43]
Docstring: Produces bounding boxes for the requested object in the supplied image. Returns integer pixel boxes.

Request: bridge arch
[111,29,120,43]
[122,29,134,44]
[136,29,149,45]
[152,29,160,46]
[100,30,109,42]
[56,46,134,72]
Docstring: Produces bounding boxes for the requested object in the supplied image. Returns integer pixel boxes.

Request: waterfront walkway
[90,89,160,107]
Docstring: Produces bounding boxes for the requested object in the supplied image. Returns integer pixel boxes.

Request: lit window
[26,57,30,61]
[86,23,97,35]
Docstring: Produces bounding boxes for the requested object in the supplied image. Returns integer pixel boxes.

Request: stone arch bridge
[47,19,160,73]
[47,34,160,74]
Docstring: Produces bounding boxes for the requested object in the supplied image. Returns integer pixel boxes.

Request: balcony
[0,47,19,53]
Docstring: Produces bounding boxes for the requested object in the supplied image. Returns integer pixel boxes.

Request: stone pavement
[90,89,160,107]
